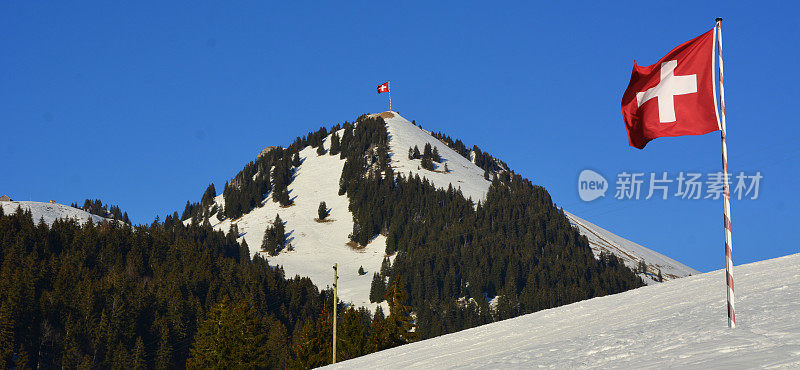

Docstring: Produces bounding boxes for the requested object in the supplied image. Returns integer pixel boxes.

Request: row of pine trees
[0,205,418,368]
[71,199,130,224]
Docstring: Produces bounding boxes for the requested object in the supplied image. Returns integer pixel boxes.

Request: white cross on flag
[621,29,720,149]
[377,81,390,94]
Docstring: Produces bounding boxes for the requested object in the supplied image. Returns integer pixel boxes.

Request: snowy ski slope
[0,200,113,225]
[330,253,800,369]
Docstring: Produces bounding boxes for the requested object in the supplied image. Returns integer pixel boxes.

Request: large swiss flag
[621,29,720,149]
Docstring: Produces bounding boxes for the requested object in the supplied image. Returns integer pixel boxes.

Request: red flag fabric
[621,29,720,149]
[377,82,389,94]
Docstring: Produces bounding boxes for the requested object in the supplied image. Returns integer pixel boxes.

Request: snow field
[0,200,114,225]
[381,112,492,203]
[210,130,391,311]
[329,253,800,369]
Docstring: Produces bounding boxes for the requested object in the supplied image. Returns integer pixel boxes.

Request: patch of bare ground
[346,241,365,250]
[314,218,335,223]
[378,111,395,119]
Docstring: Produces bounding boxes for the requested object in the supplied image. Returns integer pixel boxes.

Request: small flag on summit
[377,82,389,93]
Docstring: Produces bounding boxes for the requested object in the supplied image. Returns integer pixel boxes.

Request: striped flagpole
[388,80,392,111]
[716,17,735,328]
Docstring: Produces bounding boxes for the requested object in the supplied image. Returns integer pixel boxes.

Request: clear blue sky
[2,1,797,273]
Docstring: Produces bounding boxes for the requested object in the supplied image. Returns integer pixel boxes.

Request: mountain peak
[375,111,397,119]
[192,112,695,310]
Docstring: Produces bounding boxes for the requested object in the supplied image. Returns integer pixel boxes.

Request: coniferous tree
[420,143,435,170]
[155,325,173,369]
[262,226,275,254]
[201,183,217,209]
[369,273,385,303]
[0,303,15,368]
[638,260,647,274]
[278,188,292,207]
[316,143,326,156]
[337,307,368,361]
[292,152,301,167]
[187,300,270,369]
[132,337,146,370]
[329,132,341,155]
[318,201,328,220]
[262,214,286,255]
[339,126,354,159]
[272,159,291,203]
[423,143,433,159]
[365,307,392,353]
[291,310,332,368]
[358,266,365,275]
[15,344,29,370]
[412,145,421,159]
[380,257,392,277]
[239,239,250,263]
[385,277,418,344]
[421,155,434,171]
[274,214,286,252]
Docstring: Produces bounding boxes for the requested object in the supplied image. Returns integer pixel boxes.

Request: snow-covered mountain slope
[0,200,113,225]
[209,130,391,311]
[381,112,492,203]
[204,111,695,310]
[564,211,699,284]
[330,253,800,369]
[381,111,695,282]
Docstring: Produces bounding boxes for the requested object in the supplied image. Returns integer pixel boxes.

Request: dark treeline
[0,206,416,368]
[341,118,644,340]
[71,199,130,224]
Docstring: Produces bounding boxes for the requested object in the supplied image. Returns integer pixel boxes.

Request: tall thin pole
[388,80,392,111]
[716,17,735,329]
[332,264,338,362]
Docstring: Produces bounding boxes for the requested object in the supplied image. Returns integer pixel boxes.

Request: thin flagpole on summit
[716,17,735,329]
[389,80,392,111]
